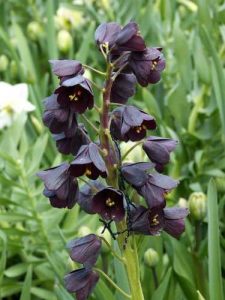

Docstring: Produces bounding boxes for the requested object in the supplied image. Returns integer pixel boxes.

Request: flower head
[91,187,125,221]
[0,82,35,129]
[49,59,84,82]
[53,123,89,156]
[37,163,78,209]
[129,47,165,86]
[42,94,77,134]
[65,268,99,300]
[67,234,102,268]
[143,136,178,172]
[95,22,121,50]
[121,163,178,208]
[110,105,156,142]
[55,76,94,114]
[70,143,107,180]
[131,204,189,238]
[110,73,136,104]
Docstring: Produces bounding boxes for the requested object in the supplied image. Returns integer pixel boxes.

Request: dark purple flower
[70,143,107,180]
[130,205,189,238]
[37,163,78,209]
[95,22,121,49]
[53,124,89,156]
[65,268,99,300]
[121,163,178,208]
[129,47,165,86]
[67,234,102,268]
[55,76,94,114]
[113,21,146,52]
[91,187,125,221]
[110,73,136,104]
[110,105,156,142]
[42,94,77,134]
[49,59,84,83]
[143,136,178,172]
[78,181,105,214]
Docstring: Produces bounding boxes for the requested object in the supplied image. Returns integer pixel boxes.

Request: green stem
[80,114,99,134]
[94,268,131,299]
[83,64,106,76]
[100,236,125,263]
[122,140,144,161]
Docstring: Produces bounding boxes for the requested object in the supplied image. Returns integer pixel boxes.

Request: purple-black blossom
[110,105,156,142]
[70,143,108,180]
[37,163,78,209]
[64,268,99,300]
[130,204,189,238]
[110,73,136,104]
[67,234,102,268]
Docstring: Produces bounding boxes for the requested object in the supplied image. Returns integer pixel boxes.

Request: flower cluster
[37,21,188,299]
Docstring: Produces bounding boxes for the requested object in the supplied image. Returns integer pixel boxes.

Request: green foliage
[0,0,225,299]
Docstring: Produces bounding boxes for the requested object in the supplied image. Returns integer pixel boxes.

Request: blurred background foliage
[0,0,225,299]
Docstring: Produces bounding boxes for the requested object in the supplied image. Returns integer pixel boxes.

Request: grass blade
[207,179,224,300]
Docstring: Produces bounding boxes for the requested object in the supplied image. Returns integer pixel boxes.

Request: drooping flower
[49,59,84,83]
[95,22,121,50]
[70,143,107,180]
[121,163,178,208]
[90,187,125,222]
[0,82,35,129]
[67,234,102,268]
[110,105,156,142]
[78,180,105,214]
[130,204,189,238]
[42,94,77,134]
[143,136,178,172]
[110,73,136,104]
[55,76,94,114]
[37,163,78,209]
[129,47,165,86]
[53,124,89,155]
[65,268,99,300]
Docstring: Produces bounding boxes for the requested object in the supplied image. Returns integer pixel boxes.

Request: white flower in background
[0,82,35,130]
[55,6,84,30]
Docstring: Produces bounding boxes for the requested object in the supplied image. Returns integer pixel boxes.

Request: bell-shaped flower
[143,136,178,172]
[67,234,102,268]
[110,105,156,142]
[110,73,136,104]
[70,143,107,180]
[65,268,99,300]
[37,163,78,209]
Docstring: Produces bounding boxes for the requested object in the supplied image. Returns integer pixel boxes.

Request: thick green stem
[99,61,144,299]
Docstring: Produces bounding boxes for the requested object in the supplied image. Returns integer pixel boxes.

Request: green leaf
[31,287,57,300]
[94,279,115,300]
[151,268,172,300]
[20,265,32,300]
[4,263,28,278]
[55,285,74,300]
[207,179,224,300]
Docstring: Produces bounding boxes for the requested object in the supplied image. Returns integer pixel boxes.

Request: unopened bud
[78,225,91,237]
[10,60,18,78]
[178,197,188,208]
[27,21,43,41]
[97,226,111,254]
[144,248,159,268]
[188,192,207,221]
[0,55,9,72]
[57,29,73,53]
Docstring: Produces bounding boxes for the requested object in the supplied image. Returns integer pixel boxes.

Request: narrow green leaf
[20,265,32,300]
[4,263,28,278]
[207,179,224,300]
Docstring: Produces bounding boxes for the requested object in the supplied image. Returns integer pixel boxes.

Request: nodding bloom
[70,143,108,180]
[128,47,166,86]
[78,180,105,214]
[91,187,125,222]
[55,76,94,114]
[49,59,84,83]
[37,163,79,209]
[130,204,189,238]
[95,21,146,53]
[53,124,89,156]
[67,234,102,268]
[110,73,136,104]
[42,94,77,134]
[64,268,99,300]
[121,162,178,208]
[110,105,156,142]
[143,136,178,172]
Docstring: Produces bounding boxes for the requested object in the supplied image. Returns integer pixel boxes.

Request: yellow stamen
[151,214,159,226]
[106,198,115,207]
[84,168,92,176]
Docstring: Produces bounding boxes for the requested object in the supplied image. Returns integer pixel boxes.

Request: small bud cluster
[37,21,189,299]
